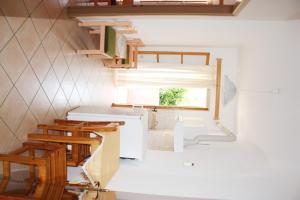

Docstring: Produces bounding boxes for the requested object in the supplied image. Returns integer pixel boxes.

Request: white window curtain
[114,62,216,88]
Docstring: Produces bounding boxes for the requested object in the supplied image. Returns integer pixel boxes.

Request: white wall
[130,18,300,170]
[237,20,300,171]
[107,19,300,199]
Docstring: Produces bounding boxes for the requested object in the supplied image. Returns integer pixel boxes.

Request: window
[114,87,209,110]
[159,88,208,108]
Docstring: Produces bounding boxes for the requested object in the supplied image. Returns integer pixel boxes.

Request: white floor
[148,129,174,151]
[108,141,300,200]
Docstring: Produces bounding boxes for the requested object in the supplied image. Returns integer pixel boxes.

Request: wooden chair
[28,119,124,167]
[0,143,67,200]
[77,21,133,59]
[77,21,143,68]
[102,38,144,68]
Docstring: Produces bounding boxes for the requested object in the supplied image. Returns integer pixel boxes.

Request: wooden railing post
[214,58,222,120]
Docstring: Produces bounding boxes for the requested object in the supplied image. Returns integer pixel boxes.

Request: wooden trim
[99,26,105,53]
[214,58,222,120]
[137,51,210,56]
[112,103,209,111]
[78,21,132,27]
[28,134,101,145]
[233,0,250,16]
[9,145,28,155]
[205,53,210,65]
[53,119,125,126]
[37,124,118,132]
[116,29,137,34]
[137,50,210,65]
[77,50,112,58]
[0,154,46,166]
[89,29,102,34]
[127,39,144,47]
[67,5,235,17]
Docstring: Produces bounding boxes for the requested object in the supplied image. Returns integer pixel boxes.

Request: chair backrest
[32,119,123,167]
[0,143,66,199]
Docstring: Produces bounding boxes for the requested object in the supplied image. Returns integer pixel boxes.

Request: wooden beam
[214,58,222,120]
[68,5,235,17]
[78,21,132,27]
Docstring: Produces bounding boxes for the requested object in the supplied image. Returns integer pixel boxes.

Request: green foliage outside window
[159,88,186,106]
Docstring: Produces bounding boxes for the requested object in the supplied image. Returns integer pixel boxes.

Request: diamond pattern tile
[42,68,60,102]
[43,0,62,24]
[62,39,75,66]
[69,56,81,81]
[0,65,13,105]
[30,45,51,82]
[23,0,42,14]
[61,69,75,100]
[15,66,40,105]
[0,12,13,51]
[52,16,68,48]
[43,105,57,124]
[69,87,81,108]
[42,29,61,63]
[16,110,38,142]
[29,88,51,123]
[0,0,29,33]
[53,51,68,82]
[31,2,52,40]
[9,137,23,153]
[16,18,41,60]
[0,37,28,83]
[0,119,16,153]
[52,87,67,118]
[0,0,116,153]
[0,88,28,132]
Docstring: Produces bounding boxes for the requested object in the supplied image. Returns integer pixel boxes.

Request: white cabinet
[67,106,148,160]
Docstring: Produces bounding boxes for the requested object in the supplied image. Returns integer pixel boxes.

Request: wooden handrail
[136,50,210,65]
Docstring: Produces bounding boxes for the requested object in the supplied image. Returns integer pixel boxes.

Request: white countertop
[68,106,145,119]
